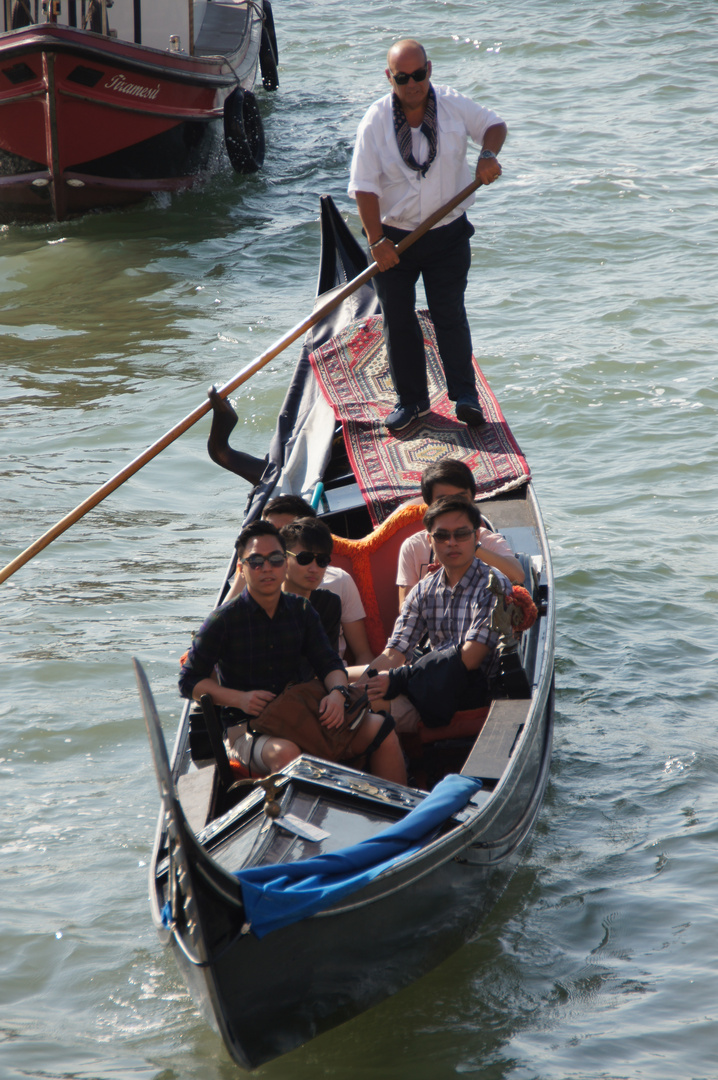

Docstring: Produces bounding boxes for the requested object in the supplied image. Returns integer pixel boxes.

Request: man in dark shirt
[179,520,406,781]
[279,518,342,660]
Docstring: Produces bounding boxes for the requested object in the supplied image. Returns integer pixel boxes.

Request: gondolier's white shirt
[348,84,503,230]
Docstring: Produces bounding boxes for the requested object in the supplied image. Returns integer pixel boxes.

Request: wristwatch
[479,149,497,160]
[331,684,352,704]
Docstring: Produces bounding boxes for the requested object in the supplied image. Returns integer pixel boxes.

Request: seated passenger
[279,518,341,656]
[225,494,373,665]
[397,459,524,607]
[361,497,511,732]
[179,520,406,783]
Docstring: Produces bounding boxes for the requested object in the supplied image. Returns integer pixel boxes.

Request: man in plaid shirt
[362,495,511,731]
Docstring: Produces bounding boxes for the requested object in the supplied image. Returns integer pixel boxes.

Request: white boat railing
[1,0,207,53]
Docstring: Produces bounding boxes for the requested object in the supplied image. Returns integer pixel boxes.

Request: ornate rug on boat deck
[308,312,530,525]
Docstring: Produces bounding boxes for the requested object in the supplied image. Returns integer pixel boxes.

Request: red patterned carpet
[309,312,530,525]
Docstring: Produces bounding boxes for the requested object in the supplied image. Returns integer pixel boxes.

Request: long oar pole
[0,178,483,586]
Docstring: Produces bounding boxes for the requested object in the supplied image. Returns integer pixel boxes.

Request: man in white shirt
[396,459,524,607]
[348,38,506,434]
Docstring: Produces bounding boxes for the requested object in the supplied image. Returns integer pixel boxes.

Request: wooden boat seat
[403,697,530,795]
[460,698,531,784]
[181,695,265,826]
[400,705,487,754]
[399,706,488,792]
[418,706,490,743]
[331,502,427,654]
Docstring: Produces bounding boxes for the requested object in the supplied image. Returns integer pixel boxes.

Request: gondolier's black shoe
[385,397,431,434]
[455,398,486,428]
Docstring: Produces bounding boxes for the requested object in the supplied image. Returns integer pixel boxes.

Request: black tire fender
[263,0,278,61]
[224,87,265,173]
[259,25,279,90]
[259,0,279,89]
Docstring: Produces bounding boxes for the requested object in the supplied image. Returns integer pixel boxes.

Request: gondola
[136,195,556,1070]
[0,0,278,221]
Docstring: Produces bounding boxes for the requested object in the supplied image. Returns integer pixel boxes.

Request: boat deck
[194,1,251,56]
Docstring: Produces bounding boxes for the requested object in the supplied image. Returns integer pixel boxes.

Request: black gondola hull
[141,194,556,1068]
[150,678,553,1068]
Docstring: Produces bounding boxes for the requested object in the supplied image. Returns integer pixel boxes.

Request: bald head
[387,39,427,68]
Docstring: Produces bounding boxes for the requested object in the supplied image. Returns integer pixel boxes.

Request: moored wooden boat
[136,195,556,1069]
[0,0,278,221]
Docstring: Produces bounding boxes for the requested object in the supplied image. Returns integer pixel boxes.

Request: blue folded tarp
[235,773,481,939]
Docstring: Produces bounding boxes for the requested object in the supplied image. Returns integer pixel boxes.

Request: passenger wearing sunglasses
[397,459,524,607]
[280,519,342,657]
[357,496,512,732]
[281,517,375,667]
[179,519,406,783]
[224,497,374,666]
[348,38,507,434]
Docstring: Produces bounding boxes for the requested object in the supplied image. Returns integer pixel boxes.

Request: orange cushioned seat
[330,502,427,655]
[417,706,490,744]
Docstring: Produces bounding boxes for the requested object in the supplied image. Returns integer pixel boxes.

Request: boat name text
[105,73,160,100]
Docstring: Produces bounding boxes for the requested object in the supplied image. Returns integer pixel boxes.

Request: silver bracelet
[369,235,389,249]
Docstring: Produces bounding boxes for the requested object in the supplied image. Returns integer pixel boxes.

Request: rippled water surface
[2,2,717,1077]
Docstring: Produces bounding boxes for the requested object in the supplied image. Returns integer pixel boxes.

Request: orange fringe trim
[508,584,538,634]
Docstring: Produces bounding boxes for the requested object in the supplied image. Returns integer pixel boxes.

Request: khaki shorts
[387,694,421,733]
[225,724,270,772]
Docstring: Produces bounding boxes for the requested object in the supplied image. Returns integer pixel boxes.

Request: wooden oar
[0,177,484,586]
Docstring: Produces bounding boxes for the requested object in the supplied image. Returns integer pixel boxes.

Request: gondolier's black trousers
[372,213,477,407]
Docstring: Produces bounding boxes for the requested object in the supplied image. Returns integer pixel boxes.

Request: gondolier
[348,38,507,433]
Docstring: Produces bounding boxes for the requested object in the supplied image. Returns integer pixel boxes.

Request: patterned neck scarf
[392,84,437,177]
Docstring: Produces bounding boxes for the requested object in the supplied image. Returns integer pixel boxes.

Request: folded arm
[189,677,275,717]
[476,544,524,584]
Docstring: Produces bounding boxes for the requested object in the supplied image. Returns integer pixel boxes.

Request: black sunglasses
[287,550,331,568]
[390,66,428,85]
[430,527,476,544]
[242,552,287,569]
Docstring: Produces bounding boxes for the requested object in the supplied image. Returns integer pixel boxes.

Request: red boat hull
[0,22,261,220]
